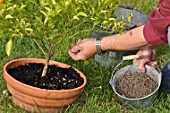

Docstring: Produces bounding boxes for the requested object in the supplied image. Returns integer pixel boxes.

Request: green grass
[1,0,170,113]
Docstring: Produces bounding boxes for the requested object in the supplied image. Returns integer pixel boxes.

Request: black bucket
[92,7,148,67]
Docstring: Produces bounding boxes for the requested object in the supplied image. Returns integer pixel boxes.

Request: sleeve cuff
[143,23,167,46]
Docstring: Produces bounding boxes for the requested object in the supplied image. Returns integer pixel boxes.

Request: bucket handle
[110,55,139,83]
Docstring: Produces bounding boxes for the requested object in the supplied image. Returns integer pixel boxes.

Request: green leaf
[120,14,124,21]
[6,5,17,11]
[25,28,33,32]
[90,17,95,21]
[5,38,13,56]
[40,10,48,17]
[19,4,26,10]
[39,0,45,5]
[45,7,51,12]
[119,31,124,35]
[44,18,48,24]
[109,18,116,21]
[73,15,79,20]
[5,14,13,19]
[51,0,56,5]
[54,8,61,15]
[128,12,133,23]
[77,12,87,17]
[40,10,48,24]
[99,10,109,14]
[104,0,113,5]
[102,21,109,24]
[93,20,100,27]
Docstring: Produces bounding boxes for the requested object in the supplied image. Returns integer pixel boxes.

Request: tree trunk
[41,54,50,77]
[41,46,53,77]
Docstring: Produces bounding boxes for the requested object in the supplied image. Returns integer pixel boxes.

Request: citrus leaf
[45,7,51,12]
[25,28,33,32]
[77,12,87,17]
[128,12,133,23]
[5,38,13,56]
[51,0,56,5]
[73,15,79,20]
[120,14,124,21]
[5,14,13,19]
[109,18,116,21]
[40,10,48,17]
[93,21,100,27]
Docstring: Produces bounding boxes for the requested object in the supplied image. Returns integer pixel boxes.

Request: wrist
[96,38,104,55]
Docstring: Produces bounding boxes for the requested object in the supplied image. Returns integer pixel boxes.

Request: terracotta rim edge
[3,58,87,93]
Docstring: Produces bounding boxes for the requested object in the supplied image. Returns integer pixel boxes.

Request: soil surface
[115,72,158,98]
[7,63,84,90]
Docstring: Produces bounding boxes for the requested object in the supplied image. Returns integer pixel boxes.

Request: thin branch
[68,20,87,32]
[68,28,93,39]
[54,19,87,39]
[53,29,69,47]
[33,39,47,57]
[23,34,41,40]
[53,28,93,47]
[53,20,89,46]
[40,39,49,52]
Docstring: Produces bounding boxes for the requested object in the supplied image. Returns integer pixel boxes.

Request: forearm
[100,25,149,51]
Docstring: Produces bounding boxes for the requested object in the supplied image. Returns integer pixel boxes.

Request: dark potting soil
[115,72,158,98]
[7,63,84,90]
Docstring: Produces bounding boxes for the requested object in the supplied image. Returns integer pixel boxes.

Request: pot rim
[3,58,87,93]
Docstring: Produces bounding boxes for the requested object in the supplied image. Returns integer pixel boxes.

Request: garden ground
[2,0,170,113]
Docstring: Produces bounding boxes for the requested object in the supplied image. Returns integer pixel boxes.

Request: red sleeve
[143,0,170,46]
[158,0,166,7]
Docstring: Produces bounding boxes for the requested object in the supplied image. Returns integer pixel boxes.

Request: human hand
[68,38,97,60]
[133,46,158,73]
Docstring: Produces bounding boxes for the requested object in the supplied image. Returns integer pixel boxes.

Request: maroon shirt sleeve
[143,0,170,46]
[158,0,165,7]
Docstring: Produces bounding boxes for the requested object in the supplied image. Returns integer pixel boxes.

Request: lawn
[1,0,170,113]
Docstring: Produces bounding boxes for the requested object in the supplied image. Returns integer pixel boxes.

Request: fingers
[69,43,81,53]
[68,46,81,60]
[146,60,157,67]
[68,48,87,60]
[77,39,82,44]
[68,38,96,61]
[68,39,85,60]
[68,49,82,60]
[145,60,160,72]
[133,58,147,73]
[70,43,75,48]
[133,57,159,73]
[151,48,156,61]
[69,39,84,53]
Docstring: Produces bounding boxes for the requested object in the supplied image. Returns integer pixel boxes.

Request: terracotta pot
[3,58,87,113]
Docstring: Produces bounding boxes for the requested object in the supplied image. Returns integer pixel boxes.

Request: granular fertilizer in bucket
[115,71,158,98]
[110,61,161,108]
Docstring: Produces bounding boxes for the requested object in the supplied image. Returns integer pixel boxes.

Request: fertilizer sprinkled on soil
[7,63,84,90]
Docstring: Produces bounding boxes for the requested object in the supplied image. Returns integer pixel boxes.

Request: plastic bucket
[110,64,162,107]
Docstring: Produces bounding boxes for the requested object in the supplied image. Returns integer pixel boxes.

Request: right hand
[68,38,97,60]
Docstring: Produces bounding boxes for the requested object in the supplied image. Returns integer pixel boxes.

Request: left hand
[133,45,158,73]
